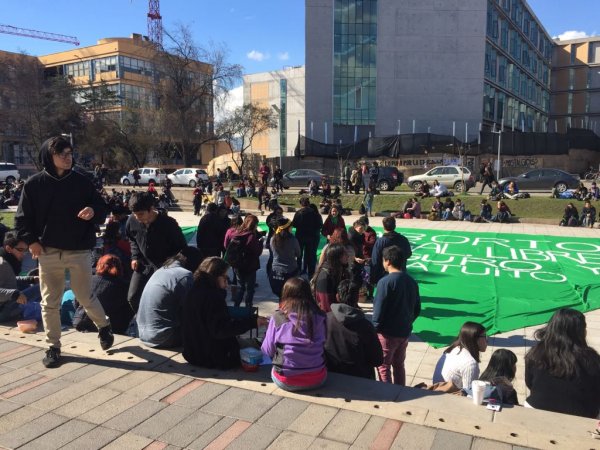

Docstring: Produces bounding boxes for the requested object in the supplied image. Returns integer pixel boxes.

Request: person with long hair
[223,214,263,308]
[261,277,327,391]
[318,227,356,267]
[433,322,488,389]
[183,257,268,369]
[312,244,351,312]
[321,205,346,241]
[269,217,301,298]
[525,308,600,418]
[479,349,519,405]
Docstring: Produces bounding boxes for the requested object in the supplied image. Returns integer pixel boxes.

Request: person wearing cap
[15,136,112,368]
[269,217,301,298]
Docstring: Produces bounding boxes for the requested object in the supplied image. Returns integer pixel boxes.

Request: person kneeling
[325,280,382,379]
[262,277,327,391]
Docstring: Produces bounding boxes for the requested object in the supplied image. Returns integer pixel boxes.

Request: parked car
[375,166,404,191]
[168,168,209,187]
[282,169,339,187]
[407,166,475,192]
[120,167,167,186]
[498,169,579,193]
[0,163,20,185]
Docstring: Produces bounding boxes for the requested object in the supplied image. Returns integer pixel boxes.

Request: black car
[375,166,404,191]
[498,169,580,193]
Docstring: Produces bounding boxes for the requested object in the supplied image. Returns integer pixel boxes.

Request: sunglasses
[13,247,28,253]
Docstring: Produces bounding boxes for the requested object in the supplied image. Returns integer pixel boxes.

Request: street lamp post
[271,104,283,169]
[491,123,503,179]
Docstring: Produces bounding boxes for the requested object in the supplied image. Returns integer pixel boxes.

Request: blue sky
[0,0,598,75]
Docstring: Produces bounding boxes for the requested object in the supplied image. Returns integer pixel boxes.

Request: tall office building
[551,36,600,134]
[306,0,553,145]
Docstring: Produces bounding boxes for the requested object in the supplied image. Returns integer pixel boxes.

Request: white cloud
[277,52,290,61]
[215,85,243,123]
[555,30,590,41]
[247,50,269,62]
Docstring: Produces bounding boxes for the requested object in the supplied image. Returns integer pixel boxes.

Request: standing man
[273,165,284,192]
[479,162,495,195]
[126,192,187,313]
[259,161,271,186]
[369,161,380,188]
[15,136,113,368]
[292,197,323,278]
[372,245,421,385]
[343,163,352,194]
[370,216,412,283]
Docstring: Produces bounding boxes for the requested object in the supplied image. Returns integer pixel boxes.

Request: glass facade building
[333,0,377,126]
[484,0,553,131]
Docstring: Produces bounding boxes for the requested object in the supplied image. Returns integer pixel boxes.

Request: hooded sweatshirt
[15,138,107,250]
[324,303,383,379]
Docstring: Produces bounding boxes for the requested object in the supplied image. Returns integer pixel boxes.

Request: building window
[94,56,117,74]
[569,68,575,90]
[65,61,90,78]
[567,93,573,114]
[570,45,578,64]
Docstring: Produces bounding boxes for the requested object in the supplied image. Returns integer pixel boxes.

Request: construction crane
[0,24,79,46]
[147,0,163,47]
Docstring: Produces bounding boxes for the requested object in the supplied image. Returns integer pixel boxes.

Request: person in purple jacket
[261,277,327,391]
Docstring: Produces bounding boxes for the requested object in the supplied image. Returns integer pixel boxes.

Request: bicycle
[584,171,600,181]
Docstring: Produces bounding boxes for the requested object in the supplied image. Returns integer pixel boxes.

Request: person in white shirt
[431,181,449,198]
[432,322,488,389]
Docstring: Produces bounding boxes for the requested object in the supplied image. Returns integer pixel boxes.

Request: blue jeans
[234,270,256,308]
[271,368,327,392]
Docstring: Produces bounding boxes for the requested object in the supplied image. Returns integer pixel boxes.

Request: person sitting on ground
[101,221,131,276]
[0,232,40,322]
[308,179,319,196]
[451,198,466,221]
[580,200,596,228]
[319,197,332,215]
[321,180,332,198]
[503,181,519,200]
[321,205,346,241]
[431,180,450,198]
[269,217,301,298]
[373,246,421,386]
[428,198,442,221]
[74,254,133,335]
[183,257,268,370]
[589,181,600,201]
[235,180,246,198]
[525,308,600,418]
[406,197,421,218]
[246,178,256,197]
[490,200,512,223]
[137,247,203,349]
[559,202,579,227]
[441,197,455,221]
[415,181,430,198]
[574,182,588,201]
[395,198,413,218]
[479,349,519,405]
[312,244,351,312]
[432,321,488,389]
[479,199,493,222]
[324,280,383,379]
[261,277,327,392]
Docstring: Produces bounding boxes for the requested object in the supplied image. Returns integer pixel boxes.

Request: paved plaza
[0,210,598,449]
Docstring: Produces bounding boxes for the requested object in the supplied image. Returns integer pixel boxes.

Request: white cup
[471,380,487,405]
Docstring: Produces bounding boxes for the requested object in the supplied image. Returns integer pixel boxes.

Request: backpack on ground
[224,234,249,269]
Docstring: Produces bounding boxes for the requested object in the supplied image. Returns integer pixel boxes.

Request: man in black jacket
[370,216,412,283]
[196,202,227,258]
[292,197,323,278]
[126,192,187,313]
[324,280,383,379]
[15,136,112,368]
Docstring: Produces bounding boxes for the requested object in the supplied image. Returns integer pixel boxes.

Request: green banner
[185,224,600,348]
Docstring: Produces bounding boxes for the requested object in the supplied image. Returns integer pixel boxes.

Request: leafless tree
[153,25,242,165]
[217,104,278,178]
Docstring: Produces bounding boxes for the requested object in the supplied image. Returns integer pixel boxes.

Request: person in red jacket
[223,214,263,308]
[321,205,346,241]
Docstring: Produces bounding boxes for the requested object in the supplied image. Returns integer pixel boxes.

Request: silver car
[0,162,20,184]
[407,166,475,192]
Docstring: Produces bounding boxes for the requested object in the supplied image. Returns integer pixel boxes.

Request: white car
[120,167,167,186]
[407,165,475,192]
[0,162,20,184]
[168,168,209,187]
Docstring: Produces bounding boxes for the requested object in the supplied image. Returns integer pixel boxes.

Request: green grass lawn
[276,192,584,220]
[0,212,14,229]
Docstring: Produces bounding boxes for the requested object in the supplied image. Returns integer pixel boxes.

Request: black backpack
[224,234,249,269]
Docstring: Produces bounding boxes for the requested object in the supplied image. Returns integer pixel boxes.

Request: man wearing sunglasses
[15,136,113,368]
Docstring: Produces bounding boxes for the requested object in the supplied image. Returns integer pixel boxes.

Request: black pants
[234,270,256,308]
[479,178,494,194]
[298,238,319,278]
[128,270,152,313]
[268,269,298,298]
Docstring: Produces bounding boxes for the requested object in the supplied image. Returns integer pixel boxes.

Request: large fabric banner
[184,225,600,348]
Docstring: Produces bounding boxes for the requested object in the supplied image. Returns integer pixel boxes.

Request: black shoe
[43,347,61,368]
[98,325,114,351]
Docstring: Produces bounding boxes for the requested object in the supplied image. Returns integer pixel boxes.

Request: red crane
[0,24,79,46]
[147,0,163,47]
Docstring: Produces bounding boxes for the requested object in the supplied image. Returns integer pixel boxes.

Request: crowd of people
[0,136,598,422]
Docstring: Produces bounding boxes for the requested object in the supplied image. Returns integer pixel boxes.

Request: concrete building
[551,36,600,133]
[243,66,305,159]
[305,0,553,145]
